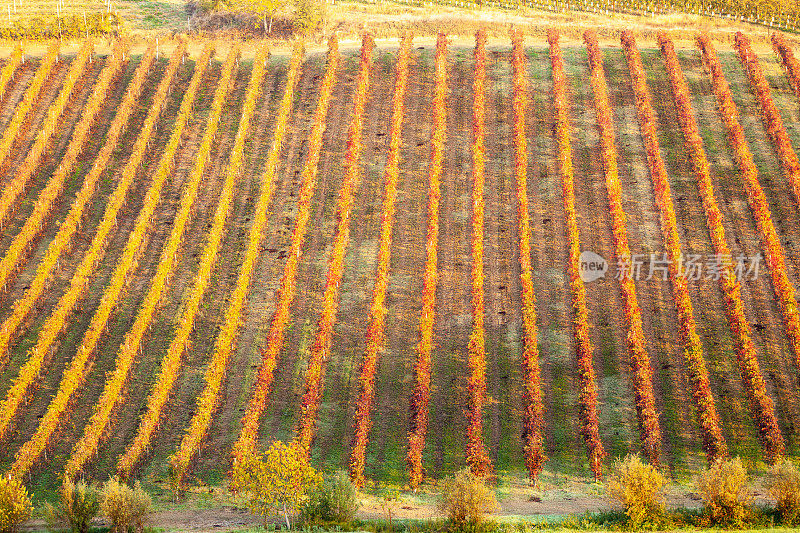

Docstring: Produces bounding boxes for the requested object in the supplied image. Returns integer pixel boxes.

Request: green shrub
[300,470,359,525]
[100,478,151,533]
[768,458,800,525]
[55,480,100,533]
[606,454,666,530]
[0,476,31,533]
[437,468,498,530]
[696,456,751,526]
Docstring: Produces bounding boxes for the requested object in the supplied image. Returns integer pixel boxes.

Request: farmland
[0,30,799,498]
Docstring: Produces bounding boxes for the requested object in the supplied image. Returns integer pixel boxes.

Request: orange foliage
[0,40,93,229]
[0,41,60,225]
[465,27,493,479]
[0,44,161,369]
[63,43,269,483]
[226,41,305,465]
[585,29,662,466]
[349,31,413,487]
[168,37,340,489]
[0,45,23,102]
[736,32,800,211]
[548,29,605,480]
[0,42,126,297]
[511,28,546,484]
[698,33,800,440]
[407,32,448,489]
[0,42,197,442]
[772,33,800,104]
[294,34,376,460]
[620,30,726,464]
[659,32,784,463]
[6,43,234,481]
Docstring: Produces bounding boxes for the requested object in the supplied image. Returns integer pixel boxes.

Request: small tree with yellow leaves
[230,441,322,530]
[0,476,31,533]
[607,454,666,529]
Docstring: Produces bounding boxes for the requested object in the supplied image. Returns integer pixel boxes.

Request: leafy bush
[0,476,31,533]
[606,454,666,529]
[301,470,358,525]
[292,0,324,34]
[696,457,751,526]
[768,458,800,525]
[437,468,498,530]
[100,478,151,533]
[230,441,322,530]
[55,480,100,533]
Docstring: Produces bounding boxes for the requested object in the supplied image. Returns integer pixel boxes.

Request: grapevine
[621,30,726,464]
[548,29,606,480]
[465,27,493,478]
[698,34,800,395]
[168,37,340,490]
[0,43,170,369]
[584,29,662,466]
[0,42,127,293]
[348,31,413,487]
[0,40,92,229]
[660,32,784,463]
[0,42,204,441]
[735,32,800,211]
[294,34,375,460]
[407,32,447,489]
[64,43,267,483]
[511,28,546,483]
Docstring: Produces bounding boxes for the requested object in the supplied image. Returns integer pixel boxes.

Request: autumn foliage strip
[659,32,784,463]
[225,40,305,465]
[294,34,375,460]
[511,28,546,483]
[465,27,493,478]
[735,32,800,211]
[4,44,239,481]
[124,43,304,477]
[0,43,161,369]
[407,32,447,490]
[771,33,800,104]
[698,33,800,399]
[63,43,269,483]
[547,29,605,480]
[0,42,198,442]
[348,31,413,487]
[0,41,126,296]
[0,41,60,220]
[620,30,726,464]
[168,37,340,487]
[584,29,662,466]
[0,40,92,229]
[0,45,23,102]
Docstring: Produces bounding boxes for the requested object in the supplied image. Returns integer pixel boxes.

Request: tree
[233,0,286,33]
[230,441,322,529]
